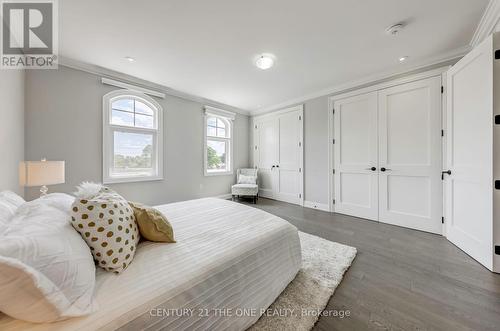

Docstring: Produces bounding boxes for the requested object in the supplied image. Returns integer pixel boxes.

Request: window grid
[207,118,228,138]
[111,99,154,128]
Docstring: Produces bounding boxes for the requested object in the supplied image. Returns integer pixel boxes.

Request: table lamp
[19,158,65,197]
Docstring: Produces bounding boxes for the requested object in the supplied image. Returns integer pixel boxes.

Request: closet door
[255,118,278,199]
[445,36,493,270]
[334,92,379,220]
[274,109,304,205]
[378,77,442,234]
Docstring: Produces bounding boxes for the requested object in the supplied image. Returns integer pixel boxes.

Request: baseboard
[304,201,330,212]
[214,193,232,200]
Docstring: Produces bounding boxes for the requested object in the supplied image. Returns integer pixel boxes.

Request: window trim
[204,106,235,176]
[103,90,164,184]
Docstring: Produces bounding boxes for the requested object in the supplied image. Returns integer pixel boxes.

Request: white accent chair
[231,168,259,204]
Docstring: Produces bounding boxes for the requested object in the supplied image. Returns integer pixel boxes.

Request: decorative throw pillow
[0,193,97,323]
[70,183,140,273]
[238,174,257,185]
[129,202,175,243]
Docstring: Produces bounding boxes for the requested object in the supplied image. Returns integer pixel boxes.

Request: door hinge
[298,141,302,147]
[332,108,335,115]
[441,86,444,94]
[332,139,335,144]
[255,124,257,129]
[495,245,500,255]
[299,167,302,173]
[441,217,444,224]
[333,199,336,205]
[254,145,257,150]
[299,193,302,199]
[441,129,444,137]
[299,115,302,121]
[333,169,335,174]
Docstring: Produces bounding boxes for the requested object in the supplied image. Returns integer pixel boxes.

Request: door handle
[441,170,451,180]
[276,165,279,168]
[271,165,275,169]
[380,167,391,172]
[365,167,377,171]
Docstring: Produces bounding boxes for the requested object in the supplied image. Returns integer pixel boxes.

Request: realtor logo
[1,0,58,69]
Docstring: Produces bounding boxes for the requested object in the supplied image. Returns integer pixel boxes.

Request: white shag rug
[249,231,357,331]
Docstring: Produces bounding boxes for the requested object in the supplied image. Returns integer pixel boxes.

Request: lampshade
[19,160,65,187]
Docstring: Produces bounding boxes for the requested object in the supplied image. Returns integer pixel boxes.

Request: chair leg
[231,195,234,201]
[253,196,257,204]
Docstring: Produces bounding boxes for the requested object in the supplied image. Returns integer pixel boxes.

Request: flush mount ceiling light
[399,56,409,63]
[385,23,405,36]
[255,54,275,70]
[124,56,135,62]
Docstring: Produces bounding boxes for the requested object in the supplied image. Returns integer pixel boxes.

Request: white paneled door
[445,36,493,270]
[254,106,304,205]
[254,118,278,199]
[378,77,443,234]
[334,92,379,220]
[275,110,304,204]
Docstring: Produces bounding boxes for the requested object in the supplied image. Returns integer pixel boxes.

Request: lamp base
[40,185,48,197]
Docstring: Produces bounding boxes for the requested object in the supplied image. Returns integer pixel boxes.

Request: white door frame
[253,104,304,206]
[328,67,449,215]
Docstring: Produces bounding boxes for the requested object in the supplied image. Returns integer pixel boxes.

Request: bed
[0,198,302,331]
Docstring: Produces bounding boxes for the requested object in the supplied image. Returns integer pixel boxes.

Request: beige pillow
[129,202,175,243]
[70,187,140,273]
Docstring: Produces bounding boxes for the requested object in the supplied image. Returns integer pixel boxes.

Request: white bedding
[0,198,302,331]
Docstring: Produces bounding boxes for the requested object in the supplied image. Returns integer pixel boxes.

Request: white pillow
[0,193,97,322]
[238,174,257,184]
[0,191,25,227]
[0,190,25,208]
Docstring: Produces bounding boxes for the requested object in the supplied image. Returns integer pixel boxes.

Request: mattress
[0,198,302,331]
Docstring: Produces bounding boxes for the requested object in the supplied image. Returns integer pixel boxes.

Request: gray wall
[303,96,329,205]
[0,70,24,196]
[24,66,249,204]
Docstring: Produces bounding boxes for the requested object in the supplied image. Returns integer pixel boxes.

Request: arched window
[103,90,163,183]
[204,106,235,175]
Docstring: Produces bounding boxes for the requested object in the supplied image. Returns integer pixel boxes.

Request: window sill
[103,176,164,184]
[204,171,233,177]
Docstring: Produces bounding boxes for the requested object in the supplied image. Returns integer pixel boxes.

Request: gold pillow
[129,202,175,243]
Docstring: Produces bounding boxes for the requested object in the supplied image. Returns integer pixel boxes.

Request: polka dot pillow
[70,187,139,273]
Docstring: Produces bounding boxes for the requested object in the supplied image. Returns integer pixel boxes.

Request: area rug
[249,231,357,331]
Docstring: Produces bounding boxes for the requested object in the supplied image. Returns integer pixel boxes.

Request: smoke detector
[386,23,405,36]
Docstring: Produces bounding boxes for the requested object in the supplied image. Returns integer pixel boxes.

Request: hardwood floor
[237,197,500,331]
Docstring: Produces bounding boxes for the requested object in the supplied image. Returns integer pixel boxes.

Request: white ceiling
[59,0,488,112]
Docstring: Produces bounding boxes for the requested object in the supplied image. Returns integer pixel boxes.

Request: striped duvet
[0,198,302,331]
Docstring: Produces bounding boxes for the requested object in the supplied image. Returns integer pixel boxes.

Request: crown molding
[250,45,468,116]
[58,56,251,116]
[470,0,500,48]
